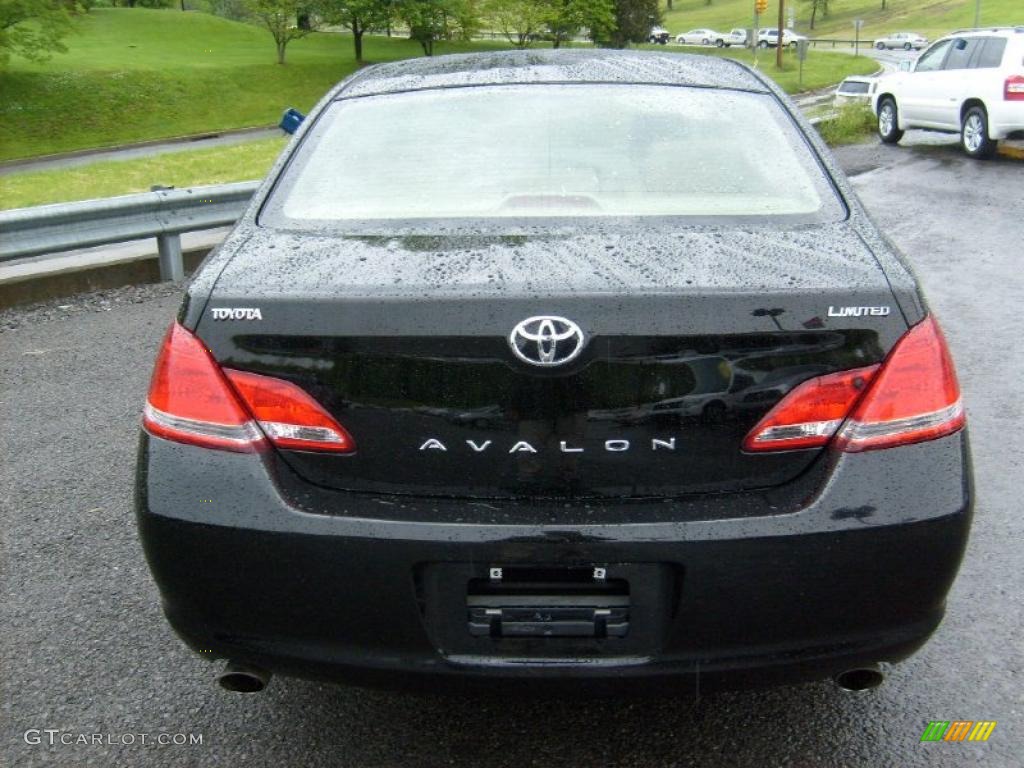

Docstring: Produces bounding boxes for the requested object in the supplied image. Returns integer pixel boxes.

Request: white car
[872,27,1024,158]
[835,76,878,106]
[676,29,729,47]
[757,28,807,48]
[874,32,928,51]
[726,29,748,47]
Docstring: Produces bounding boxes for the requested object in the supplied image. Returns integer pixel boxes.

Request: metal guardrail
[806,38,875,49]
[0,181,258,280]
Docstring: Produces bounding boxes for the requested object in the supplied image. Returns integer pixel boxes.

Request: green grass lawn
[1,7,884,164]
[660,0,1022,41]
[637,43,878,91]
[0,9,506,161]
[0,136,286,210]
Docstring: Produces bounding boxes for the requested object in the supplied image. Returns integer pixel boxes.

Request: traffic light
[756,0,768,14]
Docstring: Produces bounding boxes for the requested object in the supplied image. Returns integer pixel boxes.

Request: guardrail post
[156,233,184,281]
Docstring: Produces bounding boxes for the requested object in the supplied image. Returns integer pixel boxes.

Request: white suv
[872,27,1024,158]
[757,28,807,48]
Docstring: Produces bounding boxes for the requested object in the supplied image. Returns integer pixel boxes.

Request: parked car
[726,28,749,47]
[648,26,670,45]
[137,49,972,696]
[872,27,1024,158]
[758,27,807,48]
[874,32,928,51]
[834,76,878,106]
[676,28,728,47]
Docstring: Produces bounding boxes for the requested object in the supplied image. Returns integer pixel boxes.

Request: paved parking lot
[1,133,1021,767]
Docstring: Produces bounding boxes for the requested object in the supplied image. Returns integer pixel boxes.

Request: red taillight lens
[743,316,964,454]
[143,322,355,454]
[224,369,355,453]
[1005,75,1024,101]
[835,316,964,452]
[743,365,880,452]
[143,323,263,452]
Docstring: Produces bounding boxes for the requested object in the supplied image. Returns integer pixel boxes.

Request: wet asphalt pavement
[1,132,1022,767]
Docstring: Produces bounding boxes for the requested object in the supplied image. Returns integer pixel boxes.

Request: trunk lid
[195,225,906,499]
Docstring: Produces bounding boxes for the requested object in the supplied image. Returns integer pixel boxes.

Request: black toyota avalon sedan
[135,50,972,695]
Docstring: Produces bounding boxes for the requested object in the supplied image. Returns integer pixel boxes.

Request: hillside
[0,9,493,160]
[661,0,1022,39]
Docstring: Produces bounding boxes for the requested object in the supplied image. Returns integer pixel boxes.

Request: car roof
[946,26,1024,38]
[335,49,771,100]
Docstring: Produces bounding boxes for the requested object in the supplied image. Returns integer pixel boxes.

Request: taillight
[1005,75,1024,101]
[743,366,880,452]
[224,370,355,453]
[835,316,964,452]
[743,316,964,453]
[143,323,263,452]
[143,322,355,454]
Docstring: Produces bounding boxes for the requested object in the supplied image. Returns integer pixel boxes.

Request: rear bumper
[989,102,1024,139]
[135,432,973,693]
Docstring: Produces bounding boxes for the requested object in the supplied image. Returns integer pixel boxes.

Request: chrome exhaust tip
[217,662,271,693]
[833,665,884,692]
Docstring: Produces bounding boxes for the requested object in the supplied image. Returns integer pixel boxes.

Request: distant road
[836,43,919,72]
[0,127,281,178]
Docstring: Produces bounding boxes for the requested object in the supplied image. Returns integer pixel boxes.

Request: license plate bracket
[467,565,630,638]
[417,562,677,658]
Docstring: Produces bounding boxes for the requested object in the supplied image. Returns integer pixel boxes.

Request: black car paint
[140,50,969,691]
[136,431,972,692]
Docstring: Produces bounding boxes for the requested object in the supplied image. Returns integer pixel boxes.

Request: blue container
[279,108,305,135]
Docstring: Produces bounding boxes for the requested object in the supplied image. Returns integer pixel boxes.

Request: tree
[396,0,479,56]
[603,0,658,48]
[804,0,829,30]
[244,0,316,63]
[543,0,614,48]
[323,0,389,61]
[0,0,72,66]
[486,0,544,47]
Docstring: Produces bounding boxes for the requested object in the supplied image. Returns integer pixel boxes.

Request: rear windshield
[261,84,844,232]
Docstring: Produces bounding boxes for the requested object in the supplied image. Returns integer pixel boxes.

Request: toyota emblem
[508,316,586,367]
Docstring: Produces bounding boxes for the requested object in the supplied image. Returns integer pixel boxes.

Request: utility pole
[776,0,784,69]
[974,0,982,28]
[753,0,768,68]
[753,9,759,68]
